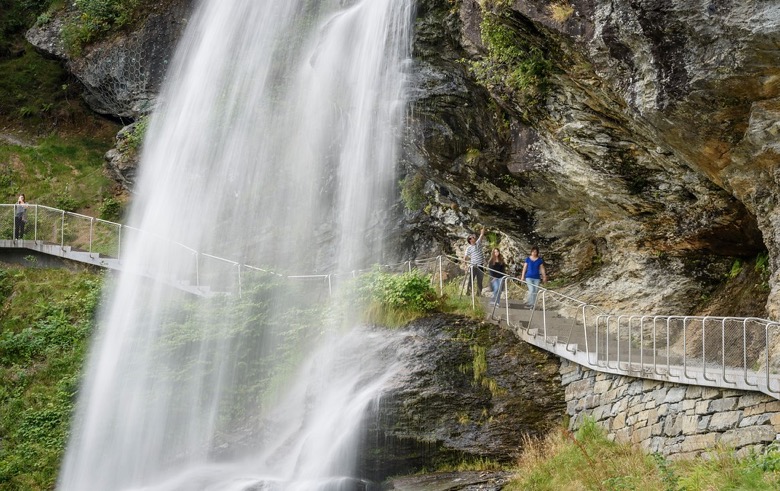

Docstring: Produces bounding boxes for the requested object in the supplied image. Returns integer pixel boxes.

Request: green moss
[400,172,427,211]
[470,10,552,108]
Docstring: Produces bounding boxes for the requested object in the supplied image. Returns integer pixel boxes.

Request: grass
[0,133,117,211]
[439,279,486,320]
[506,419,780,491]
[0,265,103,491]
[0,38,122,215]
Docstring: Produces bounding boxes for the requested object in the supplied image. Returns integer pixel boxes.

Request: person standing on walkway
[14,194,28,240]
[488,248,507,306]
[520,246,547,308]
[464,227,485,296]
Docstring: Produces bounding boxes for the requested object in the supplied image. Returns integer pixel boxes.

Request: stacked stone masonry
[560,360,780,459]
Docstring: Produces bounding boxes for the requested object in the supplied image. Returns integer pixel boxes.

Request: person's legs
[14,217,22,239]
[475,266,484,293]
[466,265,475,295]
[491,277,502,305]
[527,278,540,307]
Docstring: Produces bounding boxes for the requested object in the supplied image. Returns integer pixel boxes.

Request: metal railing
[1,203,778,397]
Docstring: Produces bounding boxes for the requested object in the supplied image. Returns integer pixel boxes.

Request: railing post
[89,217,94,256]
[438,255,443,295]
[327,274,332,297]
[117,225,122,260]
[34,204,38,243]
[470,267,475,310]
[542,291,547,340]
[237,263,242,298]
[60,210,65,249]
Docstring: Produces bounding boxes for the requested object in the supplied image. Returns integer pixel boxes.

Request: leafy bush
[99,195,122,221]
[352,268,440,327]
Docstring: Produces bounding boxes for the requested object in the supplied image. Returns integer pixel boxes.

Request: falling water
[58,0,415,489]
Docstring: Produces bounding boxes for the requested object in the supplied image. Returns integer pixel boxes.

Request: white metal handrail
[1,202,778,397]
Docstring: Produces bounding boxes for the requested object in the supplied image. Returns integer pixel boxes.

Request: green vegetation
[400,172,427,211]
[0,22,121,214]
[755,252,770,292]
[0,133,116,209]
[548,2,574,24]
[0,0,52,56]
[469,9,552,108]
[148,274,325,427]
[0,44,85,132]
[439,279,485,320]
[470,344,504,396]
[0,266,102,491]
[351,268,440,327]
[62,0,154,55]
[507,419,780,491]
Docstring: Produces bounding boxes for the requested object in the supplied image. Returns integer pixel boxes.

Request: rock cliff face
[404,0,778,317]
[357,314,563,480]
[26,0,780,317]
[26,0,193,118]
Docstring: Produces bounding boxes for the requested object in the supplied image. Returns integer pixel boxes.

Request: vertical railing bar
[34,204,38,242]
[541,291,548,342]
[766,323,770,393]
[640,316,646,372]
[89,217,94,256]
[237,263,242,298]
[683,317,691,380]
[743,319,749,386]
[60,210,65,249]
[438,255,443,295]
[721,319,727,384]
[667,317,672,376]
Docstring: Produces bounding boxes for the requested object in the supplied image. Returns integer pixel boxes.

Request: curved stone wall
[561,360,780,458]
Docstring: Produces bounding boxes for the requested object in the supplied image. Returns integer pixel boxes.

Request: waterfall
[57,0,415,489]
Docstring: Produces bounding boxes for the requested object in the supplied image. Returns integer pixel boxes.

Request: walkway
[1,203,778,399]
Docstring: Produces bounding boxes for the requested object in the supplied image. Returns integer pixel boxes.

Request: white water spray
[58,1,415,489]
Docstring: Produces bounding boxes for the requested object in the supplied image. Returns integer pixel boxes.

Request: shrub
[352,268,440,327]
[99,196,122,221]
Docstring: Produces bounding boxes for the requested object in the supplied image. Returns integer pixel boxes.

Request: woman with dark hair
[488,248,507,306]
[520,246,547,309]
[14,194,27,240]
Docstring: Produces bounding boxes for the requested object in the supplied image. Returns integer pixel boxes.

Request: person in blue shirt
[520,246,547,309]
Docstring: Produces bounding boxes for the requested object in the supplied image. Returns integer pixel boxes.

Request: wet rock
[357,314,564,482]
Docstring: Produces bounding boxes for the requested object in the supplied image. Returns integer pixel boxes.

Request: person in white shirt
[464,227,485,296]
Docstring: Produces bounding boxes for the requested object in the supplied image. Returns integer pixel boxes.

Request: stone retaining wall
[560,360,780,459]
